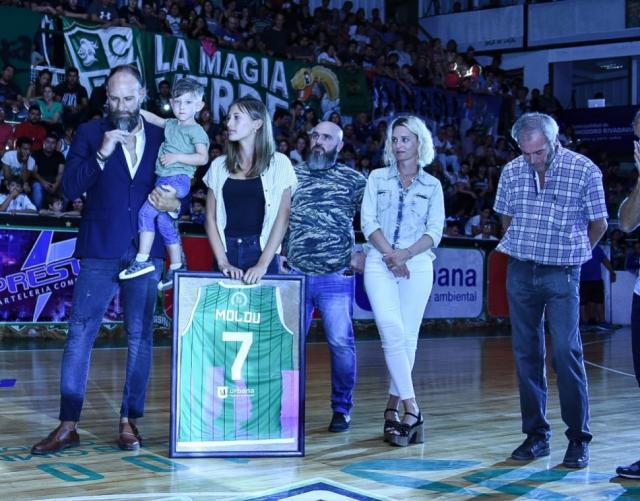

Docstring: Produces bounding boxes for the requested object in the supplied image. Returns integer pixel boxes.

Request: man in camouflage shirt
[284,121,366,433]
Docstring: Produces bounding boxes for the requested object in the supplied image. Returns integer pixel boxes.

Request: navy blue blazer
[63,117,167,259]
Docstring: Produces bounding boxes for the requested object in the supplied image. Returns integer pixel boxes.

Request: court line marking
[584,360,635,377]
[40,477,389,501]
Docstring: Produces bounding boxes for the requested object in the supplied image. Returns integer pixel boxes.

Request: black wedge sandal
[388,411,424,447]
[383,408,401,442]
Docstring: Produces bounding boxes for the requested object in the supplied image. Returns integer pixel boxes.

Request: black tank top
[222,177,265,237]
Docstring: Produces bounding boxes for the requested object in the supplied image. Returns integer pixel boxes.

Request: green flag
[0,6,44,95]
[62,17,143,94]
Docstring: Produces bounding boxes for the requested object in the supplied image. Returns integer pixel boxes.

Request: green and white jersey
[178,282,294,443]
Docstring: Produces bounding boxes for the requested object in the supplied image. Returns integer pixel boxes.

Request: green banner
[0,6,44,94]
[62,17,369,121]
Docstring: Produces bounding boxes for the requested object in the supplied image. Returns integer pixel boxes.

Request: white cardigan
[203,152,297,252]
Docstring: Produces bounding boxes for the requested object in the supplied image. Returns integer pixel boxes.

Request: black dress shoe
[328,412,351,433]
[511,436,550,460]
[616,459,640,479]
[563,440,589,468]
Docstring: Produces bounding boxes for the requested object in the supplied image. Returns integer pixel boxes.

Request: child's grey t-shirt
[155,119,210,177]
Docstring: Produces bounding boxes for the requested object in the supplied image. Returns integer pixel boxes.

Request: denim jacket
[361,166,445,260]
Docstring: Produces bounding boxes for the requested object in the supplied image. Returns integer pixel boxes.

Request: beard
[109,107,140,132]
[307,145,339,171]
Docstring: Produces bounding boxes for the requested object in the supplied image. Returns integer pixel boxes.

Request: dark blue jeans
[219,234,278,274]
[506,257,591,443]
[59,250,162,422]
[631,294,640,387]
[302,271,356,415]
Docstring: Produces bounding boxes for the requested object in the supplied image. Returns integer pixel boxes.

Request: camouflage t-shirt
[285,162,366,275]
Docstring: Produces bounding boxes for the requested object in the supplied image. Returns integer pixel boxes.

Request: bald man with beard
[284,121,366,433]
[31,65,181,455]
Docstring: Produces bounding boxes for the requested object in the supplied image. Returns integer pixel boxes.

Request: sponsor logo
[216,385,255,399]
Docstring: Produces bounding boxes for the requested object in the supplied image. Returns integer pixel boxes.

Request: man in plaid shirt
[494,112,608,469]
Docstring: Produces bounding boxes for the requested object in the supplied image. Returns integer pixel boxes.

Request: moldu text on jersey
[214,309,261,324]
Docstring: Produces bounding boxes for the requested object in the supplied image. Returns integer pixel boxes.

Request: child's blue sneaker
[119,259,155,280]
[158,265,187,291]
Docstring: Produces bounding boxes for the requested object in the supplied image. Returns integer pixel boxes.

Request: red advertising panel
[487,250,509,317]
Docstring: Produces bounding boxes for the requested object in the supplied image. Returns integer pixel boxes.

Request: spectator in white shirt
[389,39,412,68]
[433,127,460,175]
[317,44,342,67]
[0,177,37,213]
[474,221,498,240]
[349,24,370,46]
[1,137,36,195]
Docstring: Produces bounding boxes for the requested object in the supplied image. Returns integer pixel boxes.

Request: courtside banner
[170,272,305,457]
[0,228,124,324]
[354,247,485,320]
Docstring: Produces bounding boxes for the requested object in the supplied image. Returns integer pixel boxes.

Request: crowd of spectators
[0,0,636,267]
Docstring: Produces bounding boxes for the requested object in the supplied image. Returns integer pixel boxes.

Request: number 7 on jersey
[222,331,253,381]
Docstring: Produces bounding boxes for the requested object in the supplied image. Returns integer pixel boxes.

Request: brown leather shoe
[129,422,143,444]
[118,422,141,451]
[31,425,80,455]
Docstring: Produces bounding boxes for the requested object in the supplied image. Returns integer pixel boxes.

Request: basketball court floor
[1,327,640,500]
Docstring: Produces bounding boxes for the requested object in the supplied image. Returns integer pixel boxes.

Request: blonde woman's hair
[224,96,275,177]
[382,115,435,167]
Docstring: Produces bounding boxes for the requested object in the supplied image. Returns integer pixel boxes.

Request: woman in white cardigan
[203,96,297,284]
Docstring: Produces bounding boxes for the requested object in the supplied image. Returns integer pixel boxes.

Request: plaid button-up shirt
[493,146,608,266]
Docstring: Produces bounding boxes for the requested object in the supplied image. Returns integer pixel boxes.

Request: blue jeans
[138,174,191,245]
[59,249,162,422]
[506,257,591,442]
[31,181,44,210]
[303,271,356,415]
[631,294,640,387]
[219,234,278,274]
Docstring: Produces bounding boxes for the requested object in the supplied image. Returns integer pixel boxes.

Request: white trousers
[364,253,434,400]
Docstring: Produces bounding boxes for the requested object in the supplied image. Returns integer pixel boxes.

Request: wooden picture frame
[169,272,305,457]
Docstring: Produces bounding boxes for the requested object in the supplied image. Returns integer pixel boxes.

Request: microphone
[116,117,134,132]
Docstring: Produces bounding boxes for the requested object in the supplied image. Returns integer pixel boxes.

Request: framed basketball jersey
[170,273,305,457]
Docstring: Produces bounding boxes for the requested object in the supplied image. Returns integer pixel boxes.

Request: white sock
[135,253,149,262]
[170,262,182,270]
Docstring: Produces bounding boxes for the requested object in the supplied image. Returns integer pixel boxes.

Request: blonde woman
[203,97,296,284]
[361,115,445,447]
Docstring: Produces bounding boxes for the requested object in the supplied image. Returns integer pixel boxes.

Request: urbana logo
[230,291,248,307]
[217,386,228,399]
[77,38,99,66]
